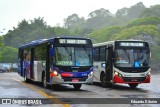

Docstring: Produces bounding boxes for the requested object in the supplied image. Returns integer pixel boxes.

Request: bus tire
[42,73,48,88]
[100,73,107,87]
[73,84,82,90]
[128,83,138,88]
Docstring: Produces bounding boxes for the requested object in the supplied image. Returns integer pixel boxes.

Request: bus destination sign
[120,42,144,47]
[59,39,87,44]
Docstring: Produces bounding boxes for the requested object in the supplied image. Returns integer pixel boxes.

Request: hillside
[87,17,160,66]
[0,3,160,65]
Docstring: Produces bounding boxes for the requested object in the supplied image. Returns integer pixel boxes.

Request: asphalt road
[0,72,160,107]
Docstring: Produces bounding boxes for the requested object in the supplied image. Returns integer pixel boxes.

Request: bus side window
[94,48,99,61]
[99,47,105,61]
[106,48,108,62]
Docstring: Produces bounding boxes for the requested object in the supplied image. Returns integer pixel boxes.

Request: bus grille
[59,67,90,72]
[123,77,146,82]
[63,77,87,82]
[117,67,150,73]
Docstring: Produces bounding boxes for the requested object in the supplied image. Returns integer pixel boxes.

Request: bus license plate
[72,79,79,82]
[132,78,137,82]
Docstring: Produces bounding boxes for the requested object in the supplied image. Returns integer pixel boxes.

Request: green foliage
[64,14,85,29]
[0,36,3,42]
[64,14,93,36]
[150,46,160,65]
[87,17,160,44]
[126,17,160,27]
[86,8,113,30]
[1,3,160,65]
[111,25,160,40]
[53,26,71,36]
[140,5,160,18]
[63,2,147,34]
[0,36,3,46]
[1,17,73,63]
[87,26,121,43]
[87,16,160,66]
[3,17,72,48]
[126,2,145,20]
[0,46,18,63]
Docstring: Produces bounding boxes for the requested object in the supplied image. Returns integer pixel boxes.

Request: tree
[115,2,145,25]
[64,14,88,36]
[0,36,3,46]
[64,14,85,29]
[127,2,145,20]
[126,17,160,28]
[139,5,160,18]
[86,8,113,30]
[0,46,18,63]
[87,26,121,43]
[17,19,30,30]
[88,8,112,18]
[116,8,129,18]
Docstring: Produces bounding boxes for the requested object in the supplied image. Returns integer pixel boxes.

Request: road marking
[13,78,71,107]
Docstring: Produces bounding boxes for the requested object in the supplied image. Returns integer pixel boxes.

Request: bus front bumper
[50,76,93,85]
[113,75,150,84]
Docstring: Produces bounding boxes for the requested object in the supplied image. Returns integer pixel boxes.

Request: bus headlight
[114,71,122,78]
[114,71,118,75]
[88,71,93,78]
[53,71,58,75]
[146,72,151,76]
[50,70,58,77]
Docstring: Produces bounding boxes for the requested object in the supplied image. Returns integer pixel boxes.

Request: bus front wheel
[100,73,107,87]
[42,74,48,88]
[128,83,138,88]
[73,84,82,90]
[24,71,30,83]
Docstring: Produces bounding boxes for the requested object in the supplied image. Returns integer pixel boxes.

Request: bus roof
[19,36,91,49]
[93,39,147,47]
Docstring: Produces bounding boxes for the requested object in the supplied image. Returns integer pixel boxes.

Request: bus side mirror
[49,47,54,57]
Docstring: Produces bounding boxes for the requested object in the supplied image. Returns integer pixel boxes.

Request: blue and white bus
[93,40,151,88]
[18,36,93,89]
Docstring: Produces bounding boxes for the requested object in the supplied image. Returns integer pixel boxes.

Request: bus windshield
[115,48,150,67]
[54,47,92,66]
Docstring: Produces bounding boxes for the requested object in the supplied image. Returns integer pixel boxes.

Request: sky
[0,0,159,35]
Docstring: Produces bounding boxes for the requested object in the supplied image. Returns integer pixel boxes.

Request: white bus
[93,40,151,88]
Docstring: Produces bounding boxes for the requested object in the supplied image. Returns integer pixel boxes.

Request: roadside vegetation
[0,2,160,67]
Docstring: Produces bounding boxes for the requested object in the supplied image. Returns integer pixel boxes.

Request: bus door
[30,48,34,79]
[105,45,113,82]
[19,49,24,76]
[46,44,51,83]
